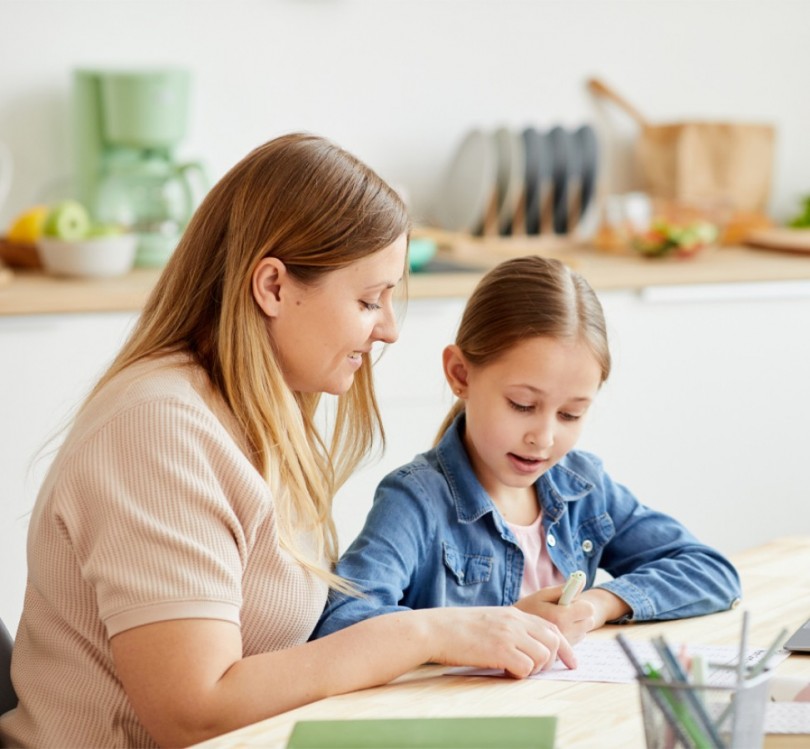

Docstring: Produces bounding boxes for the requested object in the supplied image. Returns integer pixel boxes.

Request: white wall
[1,0,809,228]
[0,312,139,636]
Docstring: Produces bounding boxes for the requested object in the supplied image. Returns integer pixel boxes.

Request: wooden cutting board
[0,262,13,288]
[746,228,810,254]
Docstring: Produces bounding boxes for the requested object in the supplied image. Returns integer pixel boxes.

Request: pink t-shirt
[506,513,565,597]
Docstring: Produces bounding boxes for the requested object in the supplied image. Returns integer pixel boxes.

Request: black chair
[0,618,17,716]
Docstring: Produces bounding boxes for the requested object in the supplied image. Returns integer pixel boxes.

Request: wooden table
[190,536,810,748]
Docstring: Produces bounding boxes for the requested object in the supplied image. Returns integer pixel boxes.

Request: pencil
[615,634,694,748]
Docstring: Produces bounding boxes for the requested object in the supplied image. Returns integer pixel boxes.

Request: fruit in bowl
[42,199,92,240]
[7,205,49,244]
[0,205,49,269]
[37,234,138,278]
[4,199,135,273]
[595,193,724,259]
[631,217,719,259]
[29,199,136,278]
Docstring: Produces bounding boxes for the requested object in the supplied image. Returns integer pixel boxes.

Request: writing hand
[514,584,595,645]
[423,605,576,678]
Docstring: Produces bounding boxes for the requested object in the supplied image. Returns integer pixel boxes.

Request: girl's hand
[578,588,631,627]
[514,584,596,645]
[514,585,632,643]
[421,605,576,678]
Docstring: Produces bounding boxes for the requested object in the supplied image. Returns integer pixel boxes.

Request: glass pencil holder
[638,670,771,749]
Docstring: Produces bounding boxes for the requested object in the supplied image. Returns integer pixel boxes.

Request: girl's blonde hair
[88,132,410,590]
[435,255,610,442]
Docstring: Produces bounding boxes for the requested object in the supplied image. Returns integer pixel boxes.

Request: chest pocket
[442,542,493,586]
[574,513,615,557]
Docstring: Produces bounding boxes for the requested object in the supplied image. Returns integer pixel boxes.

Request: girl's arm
[112,605,574,748]
[594,470,741,621]
[314,469,437,638]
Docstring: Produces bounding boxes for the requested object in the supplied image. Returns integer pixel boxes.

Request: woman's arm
[112,606,575,748]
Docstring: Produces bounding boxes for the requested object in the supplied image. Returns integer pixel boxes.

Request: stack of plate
[432,124,598,238]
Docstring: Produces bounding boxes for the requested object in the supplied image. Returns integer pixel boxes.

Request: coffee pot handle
[176,161,208,223]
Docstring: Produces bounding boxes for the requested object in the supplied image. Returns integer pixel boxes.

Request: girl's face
[449,336,602,503]
[259,233,407,394]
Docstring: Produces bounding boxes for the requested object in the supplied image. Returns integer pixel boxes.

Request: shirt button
[730,597,741,609]
[547,534,556,547]
[582,539,593,553]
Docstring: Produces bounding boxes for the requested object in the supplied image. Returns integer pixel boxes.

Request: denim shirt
[313,415,741,639]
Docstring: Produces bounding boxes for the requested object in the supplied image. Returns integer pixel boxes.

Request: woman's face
[265,233,407,394]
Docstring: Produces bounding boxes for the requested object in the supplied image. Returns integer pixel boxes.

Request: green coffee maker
[74,68,207,267]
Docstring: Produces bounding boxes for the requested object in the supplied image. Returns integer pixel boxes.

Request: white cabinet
[2,282,809,634]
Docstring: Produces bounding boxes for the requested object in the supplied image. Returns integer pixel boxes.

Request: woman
[0,134,573,748]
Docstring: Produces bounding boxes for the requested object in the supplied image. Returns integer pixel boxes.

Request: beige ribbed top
[0,353,328,748]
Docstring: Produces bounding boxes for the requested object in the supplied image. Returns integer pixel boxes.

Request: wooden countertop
[1,243,809,317]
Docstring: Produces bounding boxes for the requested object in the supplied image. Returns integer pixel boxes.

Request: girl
[0,137,572,749]
[314,255,741,644]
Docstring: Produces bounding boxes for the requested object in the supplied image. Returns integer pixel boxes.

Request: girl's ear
[252,257,287,318]
[443,344,470,398]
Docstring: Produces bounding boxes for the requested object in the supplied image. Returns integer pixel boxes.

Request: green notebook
[286,716,557,748]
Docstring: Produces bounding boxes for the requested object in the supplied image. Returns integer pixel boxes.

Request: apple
[7,205,48,244]
[43,200,91,240]
[86,222,124,238]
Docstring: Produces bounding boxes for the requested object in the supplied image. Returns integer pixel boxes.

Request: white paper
[448,638,790,685]
[765,702,810,734]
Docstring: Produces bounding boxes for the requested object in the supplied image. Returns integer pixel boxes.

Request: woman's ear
[252,257,287,318]
[443,344,470,398]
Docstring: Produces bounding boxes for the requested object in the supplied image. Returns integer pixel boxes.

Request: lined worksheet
[449,638,789,686]
[765,702,810,734]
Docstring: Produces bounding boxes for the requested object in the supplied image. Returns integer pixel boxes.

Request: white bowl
[37,234,138,278]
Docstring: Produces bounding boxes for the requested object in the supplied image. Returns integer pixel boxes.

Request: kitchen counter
[1,243,809,316]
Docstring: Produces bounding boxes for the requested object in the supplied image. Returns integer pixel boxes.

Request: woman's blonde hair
[435,255,610,442]
[89,132,410,589]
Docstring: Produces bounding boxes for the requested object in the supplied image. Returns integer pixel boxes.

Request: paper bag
[588,78,775,214]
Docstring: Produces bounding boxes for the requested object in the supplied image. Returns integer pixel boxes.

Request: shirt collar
[435,414,499,524]
[434,413,596,524]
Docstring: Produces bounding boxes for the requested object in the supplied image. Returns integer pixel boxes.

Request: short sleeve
[54,396,268,636]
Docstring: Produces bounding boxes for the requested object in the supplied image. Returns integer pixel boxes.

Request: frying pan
[572,124,598,231]
[548,125,571,235]
[522,127,543,235]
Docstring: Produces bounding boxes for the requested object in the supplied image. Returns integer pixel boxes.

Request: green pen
[644,664,714,749]
[616,635,694,748]
[652,636,724,748]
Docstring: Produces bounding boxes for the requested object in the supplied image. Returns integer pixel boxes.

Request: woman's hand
[419,605,576,678]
